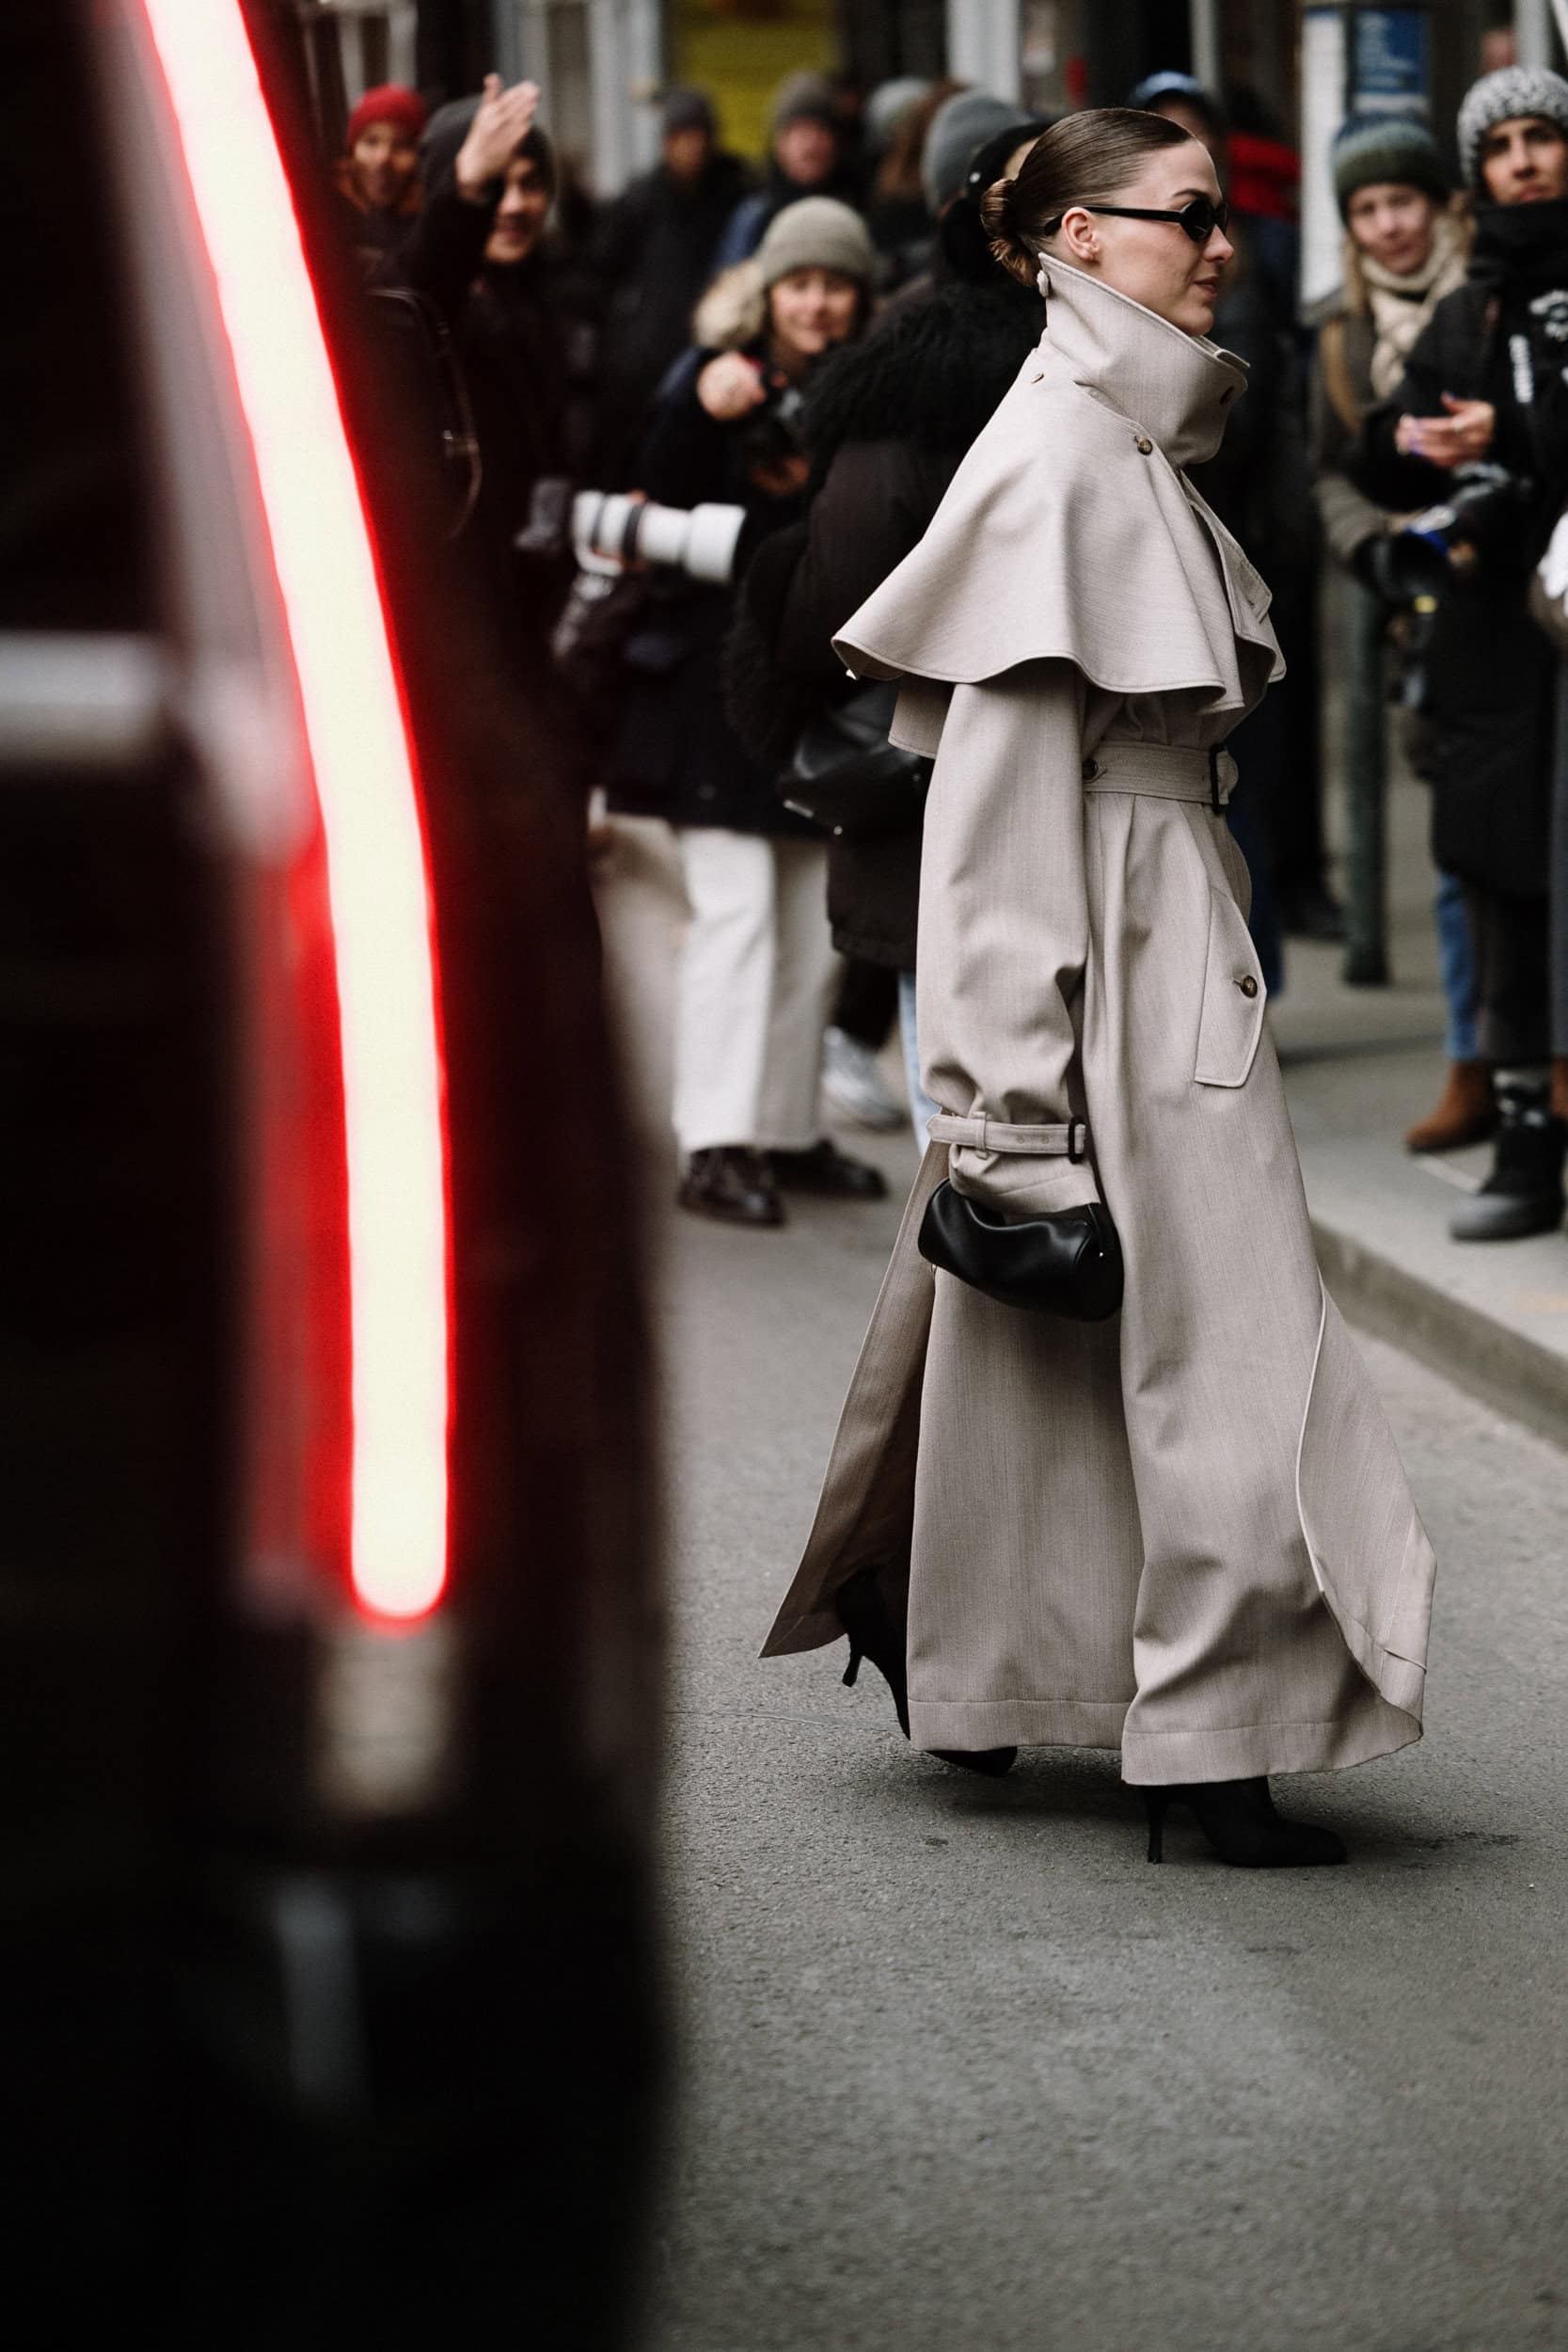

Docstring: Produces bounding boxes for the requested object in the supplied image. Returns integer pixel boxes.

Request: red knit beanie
[346,85,428,148]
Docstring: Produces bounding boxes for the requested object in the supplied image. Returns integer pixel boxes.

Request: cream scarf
[1355,208,1471,398]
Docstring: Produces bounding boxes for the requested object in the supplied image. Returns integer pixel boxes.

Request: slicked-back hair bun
[979,173,1037,285]
[981,107,1197,286]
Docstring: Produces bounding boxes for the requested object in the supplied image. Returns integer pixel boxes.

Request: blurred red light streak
[142,0,451,1620]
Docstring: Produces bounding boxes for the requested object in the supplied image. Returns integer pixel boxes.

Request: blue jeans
[897,969,939,1152]
[1434,868,1479,1062]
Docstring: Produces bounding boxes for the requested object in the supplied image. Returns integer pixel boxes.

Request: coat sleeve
[917,660,1102,1219]
[376,172,489,326]
[635,350,727,504]
[1352,303,1456,511]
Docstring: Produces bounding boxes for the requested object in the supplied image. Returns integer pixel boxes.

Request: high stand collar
[1037,258,1249,473]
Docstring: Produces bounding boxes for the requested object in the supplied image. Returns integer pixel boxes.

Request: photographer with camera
[1357,67,1568,1241]
[605,198,884,1227]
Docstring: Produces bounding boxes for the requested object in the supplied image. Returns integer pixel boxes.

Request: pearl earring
[1036,262,1049,296]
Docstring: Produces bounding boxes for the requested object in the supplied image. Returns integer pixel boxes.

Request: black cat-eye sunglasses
[1042,196,1231,246]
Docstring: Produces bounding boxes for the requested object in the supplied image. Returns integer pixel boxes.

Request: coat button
[1081,757,1100,780]
[1237,974,1259,999]
[1134,435,1153,453]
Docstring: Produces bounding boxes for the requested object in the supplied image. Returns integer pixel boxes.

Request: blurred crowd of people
[325,51,1568,1251]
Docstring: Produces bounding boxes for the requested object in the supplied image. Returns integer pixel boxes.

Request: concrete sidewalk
[1277,755,1568,1452]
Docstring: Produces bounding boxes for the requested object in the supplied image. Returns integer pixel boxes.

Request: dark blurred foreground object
[0,2,659,2338]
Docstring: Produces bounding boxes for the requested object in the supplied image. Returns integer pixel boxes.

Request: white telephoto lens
[680,503,747,585]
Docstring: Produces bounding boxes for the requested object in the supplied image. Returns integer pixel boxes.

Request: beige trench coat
[762,262,1434,1784]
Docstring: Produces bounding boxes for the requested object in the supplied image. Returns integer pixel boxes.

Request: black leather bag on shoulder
[917,1182,1124,1321]
[780,679,931,841]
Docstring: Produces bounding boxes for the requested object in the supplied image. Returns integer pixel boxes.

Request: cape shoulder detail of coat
[833,268,1284,731]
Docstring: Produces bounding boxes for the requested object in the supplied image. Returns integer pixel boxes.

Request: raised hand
[454,73,542,203]
[696,351,768,421]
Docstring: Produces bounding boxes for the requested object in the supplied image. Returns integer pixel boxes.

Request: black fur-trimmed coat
[725,275,1042,967]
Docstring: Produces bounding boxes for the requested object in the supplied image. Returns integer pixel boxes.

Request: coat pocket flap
[1194,885,1265,1089]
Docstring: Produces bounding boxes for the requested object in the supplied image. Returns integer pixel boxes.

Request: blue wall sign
[1352,8,1431,118]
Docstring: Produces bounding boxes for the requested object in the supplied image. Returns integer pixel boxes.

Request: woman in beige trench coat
[760,111,1436,1867]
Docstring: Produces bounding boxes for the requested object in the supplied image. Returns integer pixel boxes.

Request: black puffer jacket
[725,275,1042,966]
[1356,200,1568,898]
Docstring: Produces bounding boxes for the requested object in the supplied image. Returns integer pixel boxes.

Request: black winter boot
[1449,1078,1567,1242]
[677,1145,784,1227]
[770,1138,887,1200]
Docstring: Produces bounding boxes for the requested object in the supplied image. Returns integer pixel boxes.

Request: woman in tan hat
[761,112,1435,1867]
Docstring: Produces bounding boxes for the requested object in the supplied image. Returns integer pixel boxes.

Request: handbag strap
[927,1111,1090,1162]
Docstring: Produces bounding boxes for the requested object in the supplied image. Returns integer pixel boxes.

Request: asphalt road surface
[638,1136,1568,2352]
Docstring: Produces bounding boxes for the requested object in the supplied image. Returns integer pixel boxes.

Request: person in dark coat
[709,73,864,275]
[1356,65,1568,1241]
[592,89,752,485]
[386,78,574,656]
[333,83,427,278]
[862,77,957,293]
[724,121,1047,1147]
[605,199,883,1226]
[1308,116,1478,1133]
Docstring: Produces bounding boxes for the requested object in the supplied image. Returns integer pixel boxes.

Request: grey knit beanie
[1331,113,1449,218]
[660,87,715,139]
[769,71,838,137]
[864,75,930,157]
[754,196,875,290]
[1457,65,1568,191]
[922,89,1023,216]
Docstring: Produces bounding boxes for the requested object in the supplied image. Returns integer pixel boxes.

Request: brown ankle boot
[1404,1059,1498,1153]
[1553,1058,1568,1123]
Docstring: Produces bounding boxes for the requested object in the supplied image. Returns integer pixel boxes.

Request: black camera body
[739,373,808,478]
[1383,461,1537,601]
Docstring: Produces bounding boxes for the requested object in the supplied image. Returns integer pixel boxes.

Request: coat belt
[1080,740,1235,808]
[927,1111,1089,1161]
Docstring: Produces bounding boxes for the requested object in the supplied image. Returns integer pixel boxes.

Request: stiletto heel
[1136,1778,1346,1868]
[834,1566,911,1737]
[833,1568,1015,1772]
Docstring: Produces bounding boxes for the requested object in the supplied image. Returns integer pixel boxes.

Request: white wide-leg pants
[673,829,838,1158]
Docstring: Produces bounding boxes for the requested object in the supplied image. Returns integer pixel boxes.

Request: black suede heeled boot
[834,1565,1016,1778]
[1142,1777,1346,1867]
[1449,1078,1566,1242]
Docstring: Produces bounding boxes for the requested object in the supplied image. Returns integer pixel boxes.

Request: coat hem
[1119,1699,1420,1785]
[909,1696,1129,1751]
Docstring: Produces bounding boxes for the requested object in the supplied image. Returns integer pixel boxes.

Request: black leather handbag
[917,1182,1124,1320]
[780,680,930,841]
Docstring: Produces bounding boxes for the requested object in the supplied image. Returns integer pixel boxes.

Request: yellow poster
[669,0,842,160]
